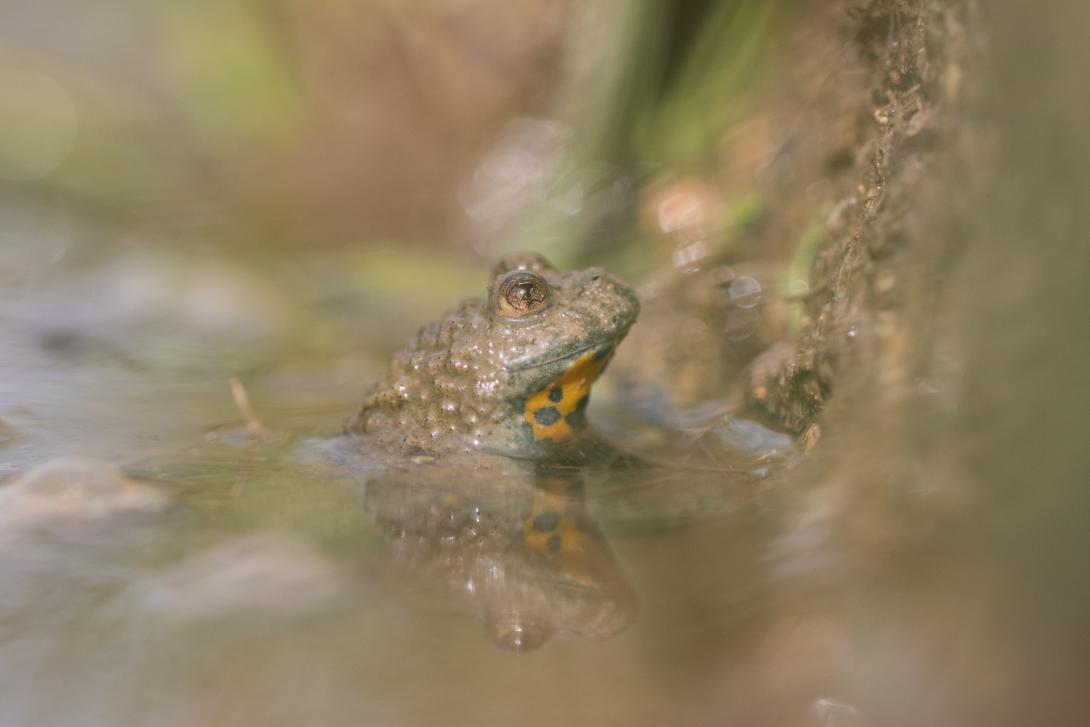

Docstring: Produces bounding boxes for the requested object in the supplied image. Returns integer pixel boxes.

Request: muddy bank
[747,0,967,433]
[759,1,1089,724]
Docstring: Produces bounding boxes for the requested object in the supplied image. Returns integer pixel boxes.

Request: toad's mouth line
[504,338,616,373]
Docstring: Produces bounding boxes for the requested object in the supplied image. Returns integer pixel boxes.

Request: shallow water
[0,232,826,727]
[1,195,1085,726]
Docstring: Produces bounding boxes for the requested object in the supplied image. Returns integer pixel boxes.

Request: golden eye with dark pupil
[497,273,551,316]
[506,281,542,309]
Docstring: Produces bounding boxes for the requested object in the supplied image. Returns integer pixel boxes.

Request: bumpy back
[351,298,510,453]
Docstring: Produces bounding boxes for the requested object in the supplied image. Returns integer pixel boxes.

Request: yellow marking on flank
[522,348,611,442]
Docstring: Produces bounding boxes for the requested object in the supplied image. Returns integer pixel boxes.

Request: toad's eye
[496,272,552,317]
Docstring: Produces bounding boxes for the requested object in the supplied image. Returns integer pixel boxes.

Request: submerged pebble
[128,534,346,622]
[0,458,168,542]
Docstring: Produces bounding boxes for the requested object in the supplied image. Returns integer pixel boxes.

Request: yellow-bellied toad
[350,253,639,458]
[337,253,640,650]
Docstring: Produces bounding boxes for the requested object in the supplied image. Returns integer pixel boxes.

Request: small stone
[0,458,168,541]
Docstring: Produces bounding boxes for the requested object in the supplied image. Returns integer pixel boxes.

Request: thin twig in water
[228,377,266,497]
[229,376,266,437]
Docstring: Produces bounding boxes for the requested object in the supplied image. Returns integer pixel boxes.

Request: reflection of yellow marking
[523,476,602,586]
[522,349,611,442]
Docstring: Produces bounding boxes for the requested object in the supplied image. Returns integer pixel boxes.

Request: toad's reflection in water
[364,456,635,651]
[316,253,643,650]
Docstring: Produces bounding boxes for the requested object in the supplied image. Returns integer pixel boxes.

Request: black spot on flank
[532,510,560,532]
[591,347,612,362]
[546,533,562,553]
[533,406,561,425]
[548,386,563,403]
